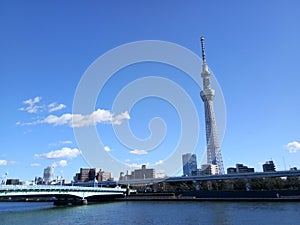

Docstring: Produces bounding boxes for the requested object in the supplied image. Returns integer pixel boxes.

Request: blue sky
[1,1,300,181]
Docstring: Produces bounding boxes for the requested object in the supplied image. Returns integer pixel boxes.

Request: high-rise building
[43,166,54,183]
[200,37,224,174]
[182,153,198,176]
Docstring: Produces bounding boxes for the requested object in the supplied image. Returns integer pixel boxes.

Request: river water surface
[1,201,300,225]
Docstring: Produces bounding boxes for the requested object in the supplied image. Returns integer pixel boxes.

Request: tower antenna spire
[200,36,206,64]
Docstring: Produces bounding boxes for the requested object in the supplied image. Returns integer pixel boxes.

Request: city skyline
[1,1,300,181]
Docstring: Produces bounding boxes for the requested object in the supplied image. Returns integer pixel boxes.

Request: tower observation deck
[200,37,224,174]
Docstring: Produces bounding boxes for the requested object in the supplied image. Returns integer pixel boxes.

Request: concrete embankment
[117,190,300,202]
[120,196,300,202]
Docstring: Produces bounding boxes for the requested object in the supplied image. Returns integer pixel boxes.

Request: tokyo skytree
[200,36,224,174]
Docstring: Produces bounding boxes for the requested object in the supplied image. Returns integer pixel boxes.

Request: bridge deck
[0,185,126,199]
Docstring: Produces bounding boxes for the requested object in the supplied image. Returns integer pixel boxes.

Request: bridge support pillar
[81,199,88,205]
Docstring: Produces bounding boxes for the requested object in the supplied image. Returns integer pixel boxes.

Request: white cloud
[42,109,130,127]
[17,107,130,127]
[112,111,131,125]
[0,160,8,166]
[52,140,72,146]
[34,147,81,159]
[16,121,39,126]
[19,96,42,113]
[19,96,66,114]
[155,160,164,165]
[104,146,111,152]
[48,102,66,112]
[43,114,72,126]
[125,162,150,169]
[52,160,68,168]
[30,163,41,167]
[60,140,72,145]
[0,160,16,166]
[129,149,148,155]
[286,141,300,153]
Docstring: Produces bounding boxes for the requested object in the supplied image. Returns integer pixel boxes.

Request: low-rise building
[74,168,112,183]
[227,167,237,174]
[226,163,255,174]
[6,179,20,185]
[262,160,276,172]
[201,164,219,175]
[122,165,155,180]
[236,163,255,173]
[132,165,155,179]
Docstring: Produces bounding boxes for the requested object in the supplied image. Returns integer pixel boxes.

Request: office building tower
[43,166,54,184]
[182,153,198,176]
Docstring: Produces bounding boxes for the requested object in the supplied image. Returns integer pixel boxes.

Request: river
[1,201,300,225]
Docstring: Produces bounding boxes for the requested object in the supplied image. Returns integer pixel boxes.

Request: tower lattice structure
[200,37,224,174]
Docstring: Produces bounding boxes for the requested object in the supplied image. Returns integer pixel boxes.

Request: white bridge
[0,185,126,205]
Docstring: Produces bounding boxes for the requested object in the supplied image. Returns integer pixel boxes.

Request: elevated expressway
[118,170,300,185]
